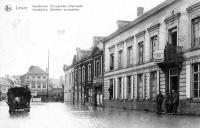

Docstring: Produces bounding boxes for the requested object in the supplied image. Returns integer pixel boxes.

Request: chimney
[93,36,105,47]
[117,20,131,29]
[137,7,144,17]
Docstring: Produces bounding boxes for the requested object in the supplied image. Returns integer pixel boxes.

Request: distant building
[20,66,48,99]
[0,77,14,100]
[63,65,74,103]
[64,36,105,106]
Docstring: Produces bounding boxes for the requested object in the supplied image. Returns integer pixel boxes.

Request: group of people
[156,90,179,114]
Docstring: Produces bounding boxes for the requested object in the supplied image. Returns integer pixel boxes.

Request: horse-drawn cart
[7,86,31,113]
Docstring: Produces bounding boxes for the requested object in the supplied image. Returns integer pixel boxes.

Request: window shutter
[186,64,191,99]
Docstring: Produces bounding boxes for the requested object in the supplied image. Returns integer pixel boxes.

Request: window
[127,76,132,99]
[137,74,143,100]
[150,36,157,60]
[78,68,81,83]
[37,81,41,88]
[127,46,133,66]
[75,69,77,83]
[118,78,122,100]
[110,53,114,70]
[38,76,41,79]
[43,76,46,79]
[192,17,200,48]
[138,42,144,64]
[88,64,91,81]
[31,81,35,88]
[192,63,200,98]
[96,61,100,77]
[168,27,177,46]
[82,67,85,82]
[109,79,114,100]
[150,72,157,100]
[118,50,123,68]
[42,81,46,88]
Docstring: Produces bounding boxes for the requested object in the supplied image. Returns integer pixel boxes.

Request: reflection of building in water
[0,77,14,100]
[20,66,48,100]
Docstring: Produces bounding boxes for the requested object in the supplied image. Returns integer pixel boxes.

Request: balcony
[164,43,183,63]
[157,43,184,71]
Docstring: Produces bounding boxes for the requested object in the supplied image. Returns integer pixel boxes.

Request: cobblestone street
[1,101,200,128]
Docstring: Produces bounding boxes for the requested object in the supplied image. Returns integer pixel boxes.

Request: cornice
[147,23,160,33]
[164,13,181,24]
[187,2,200,13]
[135,31,146,38]
[125,36,134,43]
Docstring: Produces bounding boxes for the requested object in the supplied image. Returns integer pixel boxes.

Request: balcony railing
[164,43,183,62]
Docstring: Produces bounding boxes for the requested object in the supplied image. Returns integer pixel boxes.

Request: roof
[26,66,47,75]
[103,0,177,43]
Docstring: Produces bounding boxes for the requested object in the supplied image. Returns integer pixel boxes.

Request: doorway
[169,68,179,93]
[170,76,178,93]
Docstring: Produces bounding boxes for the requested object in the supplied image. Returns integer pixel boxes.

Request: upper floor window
[72,71,74,84]
[110,53,114,70]
[192,17,200,48]
[138,42,144,64]
[82,67,85,82]
[37,81,41,88]
[151,36,157,60]
[78,68,81,83]
[168,27,177,46]
[118,50,123,69]
[96,61,101,77]
[75,69,77,83]
[88,64,91,81]
[127,46,133,66]
[31,81,35,88]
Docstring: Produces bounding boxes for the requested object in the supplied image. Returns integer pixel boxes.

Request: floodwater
[0,101,200,128]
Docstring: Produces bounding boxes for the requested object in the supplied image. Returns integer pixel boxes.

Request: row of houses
[64,0,200,114]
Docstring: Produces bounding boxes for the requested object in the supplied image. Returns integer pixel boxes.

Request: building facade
[21,66,48,100]
[63,65,74,103]
[103,0,200,114]
[64,36,105,106]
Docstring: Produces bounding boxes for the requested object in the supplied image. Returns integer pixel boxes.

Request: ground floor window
[193,63,200,98]
[127,76,132,99]
[150,72,157,100]
[88,89,94,102]
[137,74,143,100]
[109,79,113,100]
[118,78,122,100]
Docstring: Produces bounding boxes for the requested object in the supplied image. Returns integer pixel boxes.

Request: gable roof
[26,66,47,75]
[103,0,177,43]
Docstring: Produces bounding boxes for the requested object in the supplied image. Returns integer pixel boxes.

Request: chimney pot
[137,7,144,17]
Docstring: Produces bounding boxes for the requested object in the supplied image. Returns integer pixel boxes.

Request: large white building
[21,66,48,99]
[103,0,200,114]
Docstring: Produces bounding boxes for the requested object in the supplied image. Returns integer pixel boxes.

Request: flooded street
[0,101,200,128]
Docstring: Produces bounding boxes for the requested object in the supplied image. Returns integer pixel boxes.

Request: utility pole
[47,49,50,101]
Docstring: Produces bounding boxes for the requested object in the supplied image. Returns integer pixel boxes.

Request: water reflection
[1,102,200,128]
[9,111,30,119]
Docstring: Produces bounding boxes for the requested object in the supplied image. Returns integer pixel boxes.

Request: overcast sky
[0,0,165,78]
